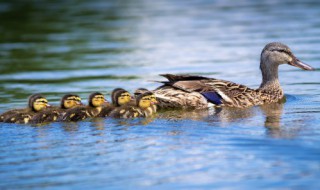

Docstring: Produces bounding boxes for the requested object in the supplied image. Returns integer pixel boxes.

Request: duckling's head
[61,94,82,109]
[261,42,314,71]
[150,94,158,105]
[89,92,106,107]
[112,88,132,106]
[134,88,149,99]
[136,92,158,109]
[29,94,50,112]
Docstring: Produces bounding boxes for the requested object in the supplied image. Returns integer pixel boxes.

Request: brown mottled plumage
[154,42,315,109]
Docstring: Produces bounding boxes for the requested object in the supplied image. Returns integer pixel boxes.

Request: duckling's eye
[94,96,105,100]
[37,100,48,104]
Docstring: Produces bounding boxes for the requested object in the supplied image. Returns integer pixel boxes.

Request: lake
[0,0,319,189]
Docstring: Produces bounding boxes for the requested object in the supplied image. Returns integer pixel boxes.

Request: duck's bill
[77,102,84,105]
[151,101,158,105]
[289,58,315,71]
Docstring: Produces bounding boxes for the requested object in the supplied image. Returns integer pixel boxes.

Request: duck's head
[29,94,51,112]
[88,92,107,107]
[261,42,314,71]
[134,88,149,99]
[112,88,132,106]
[136,92,158,109]
[61,94,82,109]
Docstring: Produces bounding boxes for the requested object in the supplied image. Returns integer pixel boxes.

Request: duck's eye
[37,100,48,104]
[272,49,288,54]
[95,96,104,99]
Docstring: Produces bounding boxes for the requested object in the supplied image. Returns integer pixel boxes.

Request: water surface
[0,0,319,189]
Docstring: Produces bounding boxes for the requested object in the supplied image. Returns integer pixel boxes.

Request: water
[0,0,320,189]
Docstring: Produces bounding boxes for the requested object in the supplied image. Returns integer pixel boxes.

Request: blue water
[0,0,320,189]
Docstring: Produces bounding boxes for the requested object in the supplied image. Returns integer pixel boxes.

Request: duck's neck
[259,60,282,92]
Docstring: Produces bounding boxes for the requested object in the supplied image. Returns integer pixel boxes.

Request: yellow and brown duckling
[2,94,51,124]
[97,88,132,117]
[133,88,157,113]
[109,91,158,119]
[62,92,106,122]
[30,94,82,124]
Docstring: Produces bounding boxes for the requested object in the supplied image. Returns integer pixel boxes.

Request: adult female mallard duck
[62,92,106,122]
[2,94,51,124]
[154,42,315,109]
[30,94,82,124]
[109,91,158,118]
[97,88,132,117]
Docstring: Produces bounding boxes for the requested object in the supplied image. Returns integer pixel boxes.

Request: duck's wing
[97,106,114,117]
[4,112,34,124]
[30,108,61,124]
[61,106,90,122]
[160,74,210,82]
[0,108,30,122]
[109,106,143,119]
[157,74,260,108]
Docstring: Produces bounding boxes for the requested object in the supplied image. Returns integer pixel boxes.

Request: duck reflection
[157,101,285,137]
[157,109,211,121]
[260,102,284,138]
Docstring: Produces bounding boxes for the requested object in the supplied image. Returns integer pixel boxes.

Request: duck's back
[3,111,36,124]
[154,74,267,109]
[109,106,143,119]
[30,107,63,124]
[0,108,30,122]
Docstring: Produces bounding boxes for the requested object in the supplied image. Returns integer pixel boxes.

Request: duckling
[133,88,149,98]
[109,91,158,119]
[30,94,82,124]
[0,94,42,122]
[97,88,132,117]
[133,88,157,113]
[3,94,51,124]
[62,92,106,122]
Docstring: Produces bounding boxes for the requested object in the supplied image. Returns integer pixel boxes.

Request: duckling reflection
[61,122,80,132]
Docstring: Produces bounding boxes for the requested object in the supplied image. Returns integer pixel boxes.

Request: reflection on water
[1,0,320,189]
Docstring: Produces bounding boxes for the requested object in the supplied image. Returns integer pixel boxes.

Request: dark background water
[0,0,319,189]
